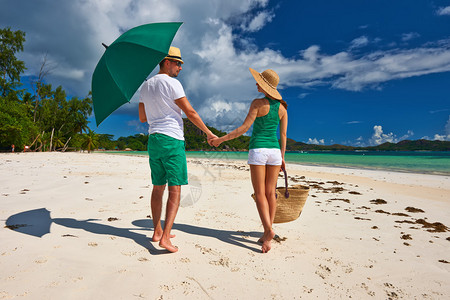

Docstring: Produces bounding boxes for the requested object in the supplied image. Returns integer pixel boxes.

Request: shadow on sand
[133,219,262,252]
[5,208,262,254]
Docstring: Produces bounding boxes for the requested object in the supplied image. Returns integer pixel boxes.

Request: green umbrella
[92,22,182,126]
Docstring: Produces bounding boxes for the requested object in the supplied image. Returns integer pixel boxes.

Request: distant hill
[183,119,450,151]
[363,139,450,151]
[285,139,450,151]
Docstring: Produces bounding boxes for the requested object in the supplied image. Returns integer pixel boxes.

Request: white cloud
[445,115,450,134]
[437,6,450,16]
[433,134,446,141]
[349,36,369,49]
[429,108,449,114]
[307,138,325,145]
[427,115,450,141]
[370,125,395,145]
[241,10,275,32]
[401,32,420,42]
[298,93,309,99]
[197,97,249,132]
[440,115,450,141]
[368,125,414,146]
[284,42,450,92]
[398,130,414,141]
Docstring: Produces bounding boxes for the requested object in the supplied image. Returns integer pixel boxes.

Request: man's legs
[147,133,186,252]
[159,185,181,253]
[150,184,165,242]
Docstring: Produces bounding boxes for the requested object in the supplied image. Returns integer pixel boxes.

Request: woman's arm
[212,99,260,146]
[279,111,287,153]
[279,109,288,170]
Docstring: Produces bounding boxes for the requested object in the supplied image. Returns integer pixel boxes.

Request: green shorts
[147,133,188,186]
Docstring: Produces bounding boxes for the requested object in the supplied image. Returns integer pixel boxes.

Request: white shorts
[248,148,282,166]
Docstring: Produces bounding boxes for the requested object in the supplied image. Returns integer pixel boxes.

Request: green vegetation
[0,27,93,152]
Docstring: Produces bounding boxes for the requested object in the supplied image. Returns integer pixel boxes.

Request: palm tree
[82,128,99,153]
[52,130,66,151]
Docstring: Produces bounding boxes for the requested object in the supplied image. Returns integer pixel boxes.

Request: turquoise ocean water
[108,150,450,175]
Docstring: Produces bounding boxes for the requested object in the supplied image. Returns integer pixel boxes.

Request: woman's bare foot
[258,231,276,244]
[261,230,275,253]
[159,238,178,253]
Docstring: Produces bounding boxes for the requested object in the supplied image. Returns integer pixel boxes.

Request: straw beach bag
[252,169,310,223]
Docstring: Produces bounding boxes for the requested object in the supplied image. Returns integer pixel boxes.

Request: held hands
[207,133,218,146]
[206,134,223,147]
[210,137,222,147]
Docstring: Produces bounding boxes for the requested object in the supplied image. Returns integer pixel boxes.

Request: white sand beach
[1,152,449,299]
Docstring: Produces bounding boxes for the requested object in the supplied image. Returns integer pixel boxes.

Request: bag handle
[275,168,290,199]
[282,168,290,198]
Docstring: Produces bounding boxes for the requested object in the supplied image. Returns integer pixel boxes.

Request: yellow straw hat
[165,46,184,64]
[249,68,282,100]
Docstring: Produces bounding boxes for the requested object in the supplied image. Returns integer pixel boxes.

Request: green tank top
[249,97,281,149]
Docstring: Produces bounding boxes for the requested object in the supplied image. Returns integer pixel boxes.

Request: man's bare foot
[261,230,275,253]
[159,238,178,253]
[152,231,175,242]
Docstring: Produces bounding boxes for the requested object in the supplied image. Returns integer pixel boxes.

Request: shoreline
[1,152,449,299]
[98,150,450,176]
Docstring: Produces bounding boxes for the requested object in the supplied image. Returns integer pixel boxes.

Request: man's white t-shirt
[139,74,186,140]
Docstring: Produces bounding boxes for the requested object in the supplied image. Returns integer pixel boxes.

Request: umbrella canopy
[5,208,52,238]
[92,22,182,126]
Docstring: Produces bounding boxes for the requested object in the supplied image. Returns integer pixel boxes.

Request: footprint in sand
[315,264,331,280]
[35,258,48,264]
[384,282,403,299]
[209,257,230,267]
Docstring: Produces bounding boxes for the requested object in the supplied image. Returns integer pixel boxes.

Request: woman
[211,68,288,253]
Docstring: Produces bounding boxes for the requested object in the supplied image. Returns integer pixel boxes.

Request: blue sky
[1,0,450,146]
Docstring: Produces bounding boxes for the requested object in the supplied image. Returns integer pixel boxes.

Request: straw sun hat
[165,46,184,64]
[249,68,282,100]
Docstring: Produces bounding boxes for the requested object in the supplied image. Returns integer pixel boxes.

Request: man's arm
[139,103,147,123]
[175,97,217,141]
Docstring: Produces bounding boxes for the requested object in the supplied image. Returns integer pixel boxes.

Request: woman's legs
[265,165,281,224]
[250,164,280,253]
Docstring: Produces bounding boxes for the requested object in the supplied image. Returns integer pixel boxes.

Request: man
[139,46,217,253]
